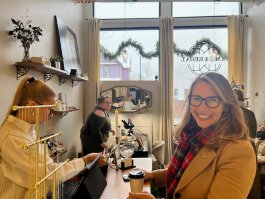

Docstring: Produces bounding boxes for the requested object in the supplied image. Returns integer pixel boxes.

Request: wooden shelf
[14,62,89,87]
[53,107,79,117]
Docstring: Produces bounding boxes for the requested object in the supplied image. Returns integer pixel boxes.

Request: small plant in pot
[50,55,63,69]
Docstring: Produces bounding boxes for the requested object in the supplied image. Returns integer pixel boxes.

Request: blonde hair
[176,72,248,148]
[4,77,56,123]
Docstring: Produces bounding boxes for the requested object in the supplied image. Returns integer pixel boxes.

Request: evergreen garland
[100,38,227,60]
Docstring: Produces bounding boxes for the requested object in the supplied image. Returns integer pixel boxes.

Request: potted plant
[50,55,63,69]
[9,11,43,62]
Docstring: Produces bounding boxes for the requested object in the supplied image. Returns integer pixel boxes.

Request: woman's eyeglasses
[188,95,221,108]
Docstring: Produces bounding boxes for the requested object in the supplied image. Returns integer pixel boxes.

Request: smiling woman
[129,72,256,199]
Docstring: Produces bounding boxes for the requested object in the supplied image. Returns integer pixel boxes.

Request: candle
[115,109,119,137]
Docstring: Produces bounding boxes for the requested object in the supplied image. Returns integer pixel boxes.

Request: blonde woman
[0,77,106,198]
[129,72,256,199]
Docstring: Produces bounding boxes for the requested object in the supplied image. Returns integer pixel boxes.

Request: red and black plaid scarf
[166,123,214,199]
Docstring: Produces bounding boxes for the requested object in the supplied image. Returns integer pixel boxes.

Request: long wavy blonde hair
[3,76,56,125]
[175,72,248,148]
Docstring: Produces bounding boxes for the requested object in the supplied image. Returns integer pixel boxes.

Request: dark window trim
[100,27,159,31]
[173,25,227,30]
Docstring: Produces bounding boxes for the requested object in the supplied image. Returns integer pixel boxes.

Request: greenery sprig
[9,13,42,47]
[100,38,227,60]
[100,38,159,60]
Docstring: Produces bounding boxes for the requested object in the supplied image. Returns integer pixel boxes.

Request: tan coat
[153,140,256,199]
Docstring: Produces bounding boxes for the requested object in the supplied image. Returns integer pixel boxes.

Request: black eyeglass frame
[188,95,221,109]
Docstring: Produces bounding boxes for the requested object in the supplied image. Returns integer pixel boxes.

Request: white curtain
[227,15,245,83]
[84,18,100,118]
[159,17,174,163]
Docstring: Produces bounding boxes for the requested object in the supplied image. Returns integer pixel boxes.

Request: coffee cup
[128,170,144,193]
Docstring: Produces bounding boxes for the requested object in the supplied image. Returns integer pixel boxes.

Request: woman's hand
[127,191,155,199]
[136,169,153,181]
[84,153,107,167]
[110,129,115,135]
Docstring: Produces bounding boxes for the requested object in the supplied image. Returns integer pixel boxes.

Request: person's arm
[46,152,107,183]
[139,168,167,187]
[1,135,106,189]
[207,141,256,199]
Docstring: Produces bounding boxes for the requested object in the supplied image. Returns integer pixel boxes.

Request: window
[173,2,240,17]
[173,28,228,124]
[100,30,159,81]
[93,2,240,126]
[94,2,159,19]
[174,89,178,98]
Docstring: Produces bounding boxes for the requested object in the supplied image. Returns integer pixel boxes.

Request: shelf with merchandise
[14,62,89,87]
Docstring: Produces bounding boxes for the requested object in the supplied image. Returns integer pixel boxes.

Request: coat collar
[176,146,216,191]
[7,115,32,134]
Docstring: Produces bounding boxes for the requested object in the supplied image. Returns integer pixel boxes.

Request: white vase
[55,61,61,70]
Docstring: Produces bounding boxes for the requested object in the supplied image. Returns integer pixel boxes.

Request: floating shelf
[53,107,79,117]
[14,62,89,87]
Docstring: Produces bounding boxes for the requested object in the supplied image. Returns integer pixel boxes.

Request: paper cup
[128,170,144,193]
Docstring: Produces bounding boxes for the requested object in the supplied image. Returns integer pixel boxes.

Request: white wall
[245,2,265,125]
[0,0,85,160]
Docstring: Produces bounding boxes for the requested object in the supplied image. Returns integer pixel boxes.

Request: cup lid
[128,170,144,179]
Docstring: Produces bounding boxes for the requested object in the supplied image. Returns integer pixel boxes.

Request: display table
[101,158,152,199]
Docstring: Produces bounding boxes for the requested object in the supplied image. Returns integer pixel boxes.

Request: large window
[173,2,240,17]
[173,28,228,124]
[100,30,159,81]
[94,2,241,125]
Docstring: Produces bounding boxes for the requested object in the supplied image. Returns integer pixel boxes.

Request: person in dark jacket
[80,96,114,155]
[233,88,260,199]
[233,88,257,139]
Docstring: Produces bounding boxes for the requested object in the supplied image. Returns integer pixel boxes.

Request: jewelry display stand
[13,103,68,199]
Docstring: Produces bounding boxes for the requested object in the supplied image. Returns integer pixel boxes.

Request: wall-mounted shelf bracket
[72,80,80,87]
[16,66,29,79]
[59,76,68,85]
[44,73,54,82]
[61,112,68,117]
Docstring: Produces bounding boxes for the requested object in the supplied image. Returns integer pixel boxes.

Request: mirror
[100,86,152,112]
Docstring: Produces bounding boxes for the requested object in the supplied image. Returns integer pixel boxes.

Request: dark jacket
[241,107,257,139]
[80,106,111,155]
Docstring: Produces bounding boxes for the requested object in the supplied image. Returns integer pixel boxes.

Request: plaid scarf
[166,122,213,199]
